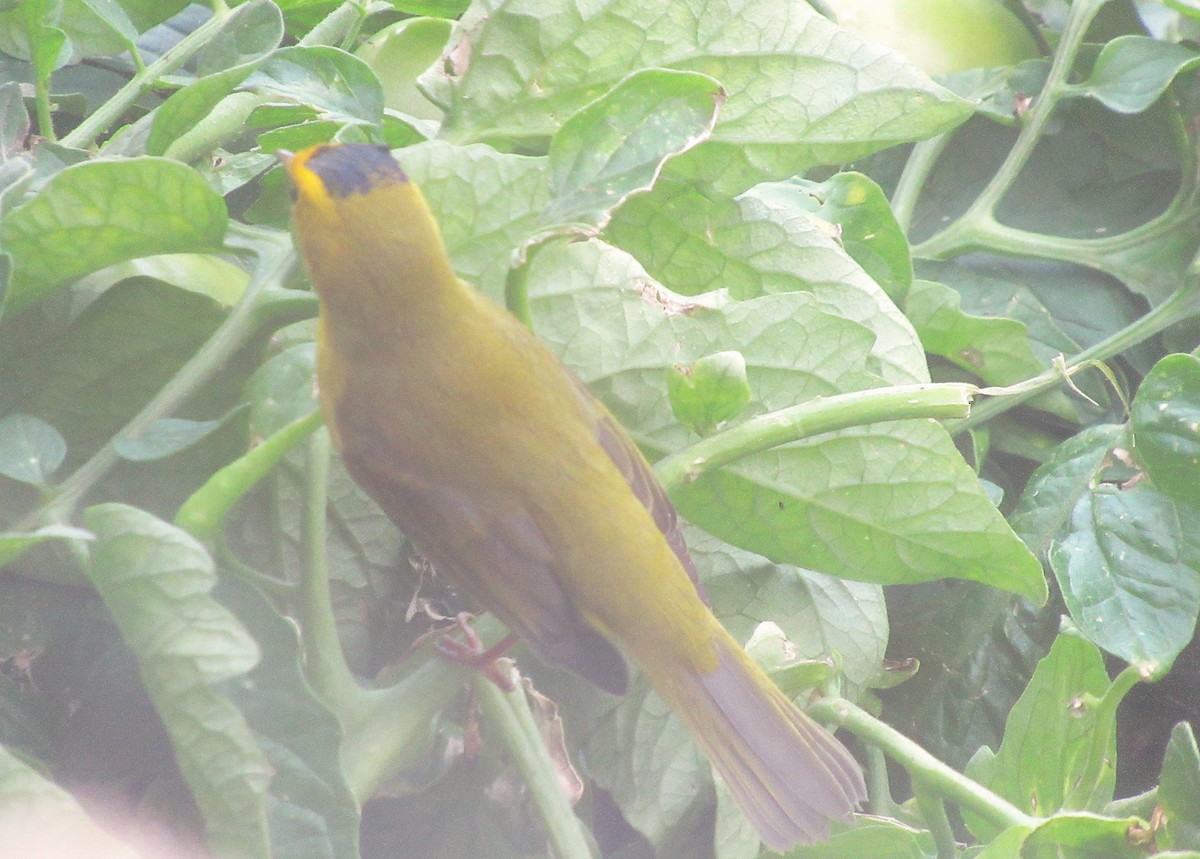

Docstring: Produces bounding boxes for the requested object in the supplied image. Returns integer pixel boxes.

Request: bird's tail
[640,626,865,850]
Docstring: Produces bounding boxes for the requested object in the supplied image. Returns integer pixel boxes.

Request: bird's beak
[275,149,295,166]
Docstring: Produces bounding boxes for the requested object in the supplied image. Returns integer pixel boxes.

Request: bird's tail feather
[642,628,865,850]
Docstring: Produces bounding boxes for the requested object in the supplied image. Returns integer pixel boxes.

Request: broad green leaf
[245,45,384,128]
[606,184,928,385]
[963,635,1114,841]
[0,742,137,858]
[1049,485,1200,674]
[1009,424,1126,560]
[60,0,138,59]
[1160,722,1200,851]
[972,825,1033,857]
[0,157,228,311]
[527,238,1044,598]
[1131,353,1200,503]
[905,279,1049,388]
[0,413,65,486]
[752,173,914,303]
[426,0,970,191]
[1069,35,1200,113]
[214,578,360,859]
[667,350,752,436]
[541,68,724,233]
[1,279,227,460]
[400,140,550,297]
[0,524,92,567]
[85,503,270,859]
[146,0,284,156]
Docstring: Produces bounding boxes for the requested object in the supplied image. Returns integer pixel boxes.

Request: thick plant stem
[810,697,1040,833]
[475,676,595,859]
[655,383,974,490]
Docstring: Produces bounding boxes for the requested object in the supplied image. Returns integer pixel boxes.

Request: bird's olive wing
[571,376,705,600]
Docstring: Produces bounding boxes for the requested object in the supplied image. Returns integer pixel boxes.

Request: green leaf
[0,279,227,461]
[0,413,65,486]
[752,173,914,304]
[1160,722,1200,851]
[427,0,969,190]
[1131,353,1200,503]
[214,578,360,859]
[60,0,138,59]
[0,523,92,567]
[667,350,752,436]
[1023,811,1146,856]
[146,0,284,157]
[1049,485,1200,674]
[905,279,1049,388]
[1070,35,1200,114]
[1010,424,1126,560]
[766,818,936,858]
[527,238,1044,598]
[606,183,928,385]
[541,68,724,233]
[113,412,240,462]
[963,634,1114,841]
[0,157,228,311]
[0,741,138,857]
[245,45,384,128]
[400,140,550,298]
[84,503,271,859]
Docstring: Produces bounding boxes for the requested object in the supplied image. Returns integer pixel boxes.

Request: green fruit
[822,0,1039,75]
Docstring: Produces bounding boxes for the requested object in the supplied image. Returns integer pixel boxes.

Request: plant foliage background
[0,0,1198,857]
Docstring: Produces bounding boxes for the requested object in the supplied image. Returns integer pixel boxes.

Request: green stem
[890,133,952,234]
[475,677,595,859]
[297,427,362,708]
[61,0,235,150]
[914,787,958,859]
[654,383,975,491]
[913,0,1113,260]
[953,280,1200,433]
[810,697,1039,832]
[504,247,537,328]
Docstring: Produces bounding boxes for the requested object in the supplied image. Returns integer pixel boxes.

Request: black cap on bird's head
[278,143,408,204]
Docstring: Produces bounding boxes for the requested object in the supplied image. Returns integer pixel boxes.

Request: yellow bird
[281,142,864,849]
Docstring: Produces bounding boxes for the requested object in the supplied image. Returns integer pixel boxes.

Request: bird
[280,142,865,849]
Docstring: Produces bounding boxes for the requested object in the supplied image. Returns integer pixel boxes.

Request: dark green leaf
[1071,35,1200,114]
[1132,353,1200,503]
[1049,485,1200,674]
[113,413,238,462]
[1010,424,1126,560]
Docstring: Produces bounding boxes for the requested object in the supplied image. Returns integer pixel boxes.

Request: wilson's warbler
[281,143,865,849]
